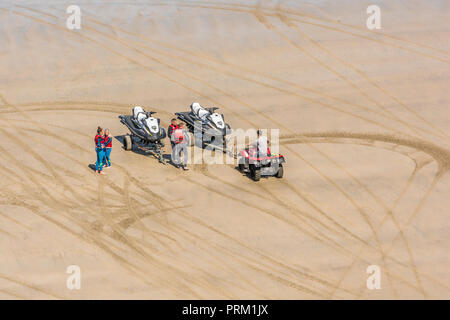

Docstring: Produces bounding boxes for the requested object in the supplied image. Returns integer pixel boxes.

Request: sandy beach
[0,0,449,299]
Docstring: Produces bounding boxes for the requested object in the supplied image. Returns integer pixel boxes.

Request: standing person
[103,129,112,168]
[94,126,106,175]
[171,122,190,170]
[167,118,179,164]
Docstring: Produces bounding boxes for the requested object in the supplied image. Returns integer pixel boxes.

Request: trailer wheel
[276,164,284,178]
[159,127,167,139]
[124,135,133,151]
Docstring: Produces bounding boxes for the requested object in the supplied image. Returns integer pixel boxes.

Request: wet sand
[0,1,449,299]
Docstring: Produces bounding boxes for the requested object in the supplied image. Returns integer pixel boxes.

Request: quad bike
[238,147,285,181]
[119,106,167,163]
[175,102,231,149]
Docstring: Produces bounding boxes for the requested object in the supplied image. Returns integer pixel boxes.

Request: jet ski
[175,102,231,148]
[119,106,167,163]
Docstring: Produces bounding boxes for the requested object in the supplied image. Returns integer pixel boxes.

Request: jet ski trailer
[119,106,167,164]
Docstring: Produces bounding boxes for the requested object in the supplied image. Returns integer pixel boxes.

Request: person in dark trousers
[103,128,112,168]
[167,118,179,164]
[94,126,105,175]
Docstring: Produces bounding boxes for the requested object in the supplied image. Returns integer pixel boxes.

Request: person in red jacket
[171,122,190,170]
[103,129,112,168]
[167,118,179,164]
[94,126,105,174]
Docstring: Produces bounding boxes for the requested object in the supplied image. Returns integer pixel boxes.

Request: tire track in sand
[67,10,446,296]
[4,6,450,298]
[81,10,449,143]
[123,169,349,298]
[0,117,235,299]
[14,6,433,145]
[81,12,444,143]
[24,112,426,298]
[276,12,450,141]
[0,273,63,300]
[199,163,370,247]
[255,12,443,143]
[4,12,422,296]
[1,105,258,298]
[3,5,386,264]
[195,147,441,296]
[7,110,357,297]
[7,108,356,298]
[165,0,450,56]
[179,173,429,295]
[159,1,450,63]
[22,1,450,58]
[46,9,444,295]
[282,135,431,297]
[279,133,450,296]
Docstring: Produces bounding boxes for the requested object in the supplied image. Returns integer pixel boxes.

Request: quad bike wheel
[251,167,261,181]
[276,164,284,178]
[124,135,133,151]
[238,157,247,172]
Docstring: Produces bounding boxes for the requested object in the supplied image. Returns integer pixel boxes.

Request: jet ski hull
[175,111,231,140]
[119,115,166,143]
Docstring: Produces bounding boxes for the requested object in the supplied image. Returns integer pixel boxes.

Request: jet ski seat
[133,106,145,119]
[137,113,147,123]
[191,102,210,121]
[133,106,148,124]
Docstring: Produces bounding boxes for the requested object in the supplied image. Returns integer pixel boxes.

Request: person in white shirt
[253,129,268,158]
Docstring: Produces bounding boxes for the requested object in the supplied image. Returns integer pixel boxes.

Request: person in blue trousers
[94,126,105,175]
[103,129,112,168]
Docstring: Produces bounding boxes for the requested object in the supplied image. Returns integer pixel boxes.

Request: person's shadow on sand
[114,135,126,150]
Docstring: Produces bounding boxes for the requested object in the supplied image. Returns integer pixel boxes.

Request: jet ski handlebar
[207,107,219,113]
